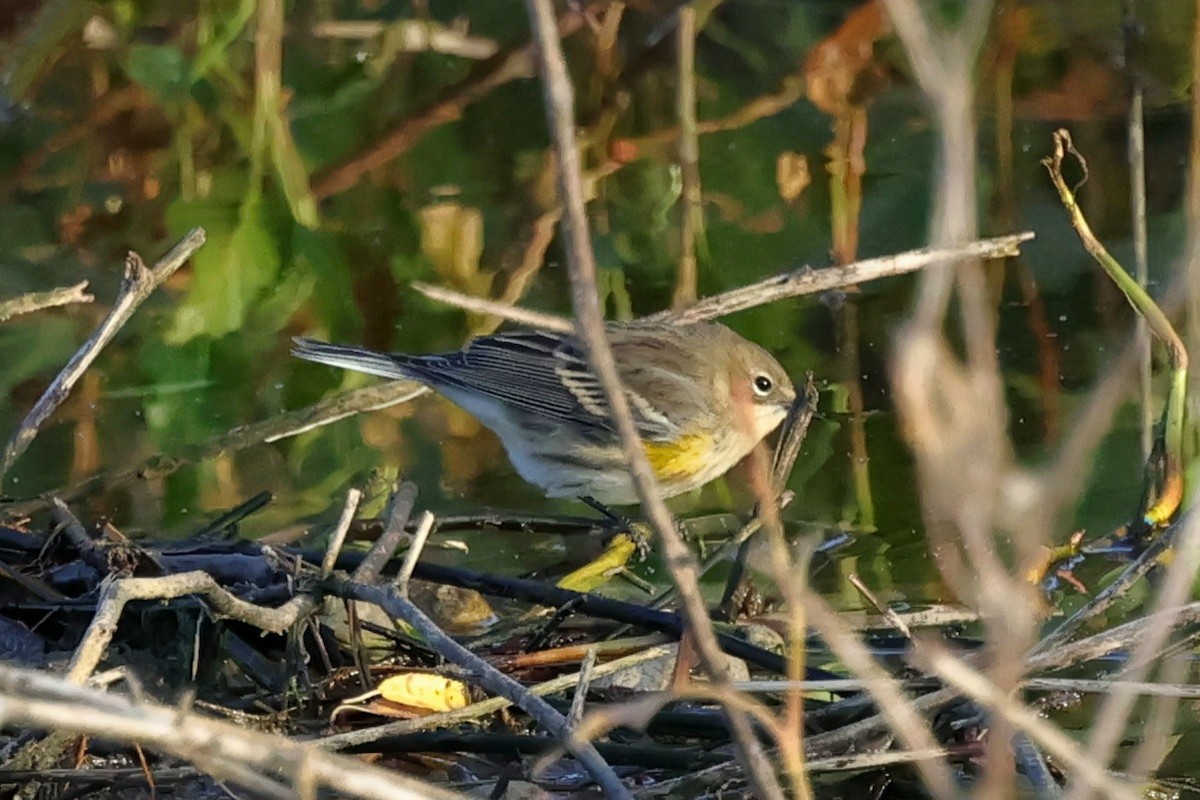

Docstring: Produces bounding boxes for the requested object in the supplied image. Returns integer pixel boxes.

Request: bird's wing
[404,330,681,440]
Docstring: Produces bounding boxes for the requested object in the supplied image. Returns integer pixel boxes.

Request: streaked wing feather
[404,330,677,439]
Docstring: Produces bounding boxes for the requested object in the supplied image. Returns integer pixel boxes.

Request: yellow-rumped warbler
[292,321,795,505]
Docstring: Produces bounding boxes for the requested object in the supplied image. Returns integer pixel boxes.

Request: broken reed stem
[567,647,598,727]
[0,281,93,323]
[393,510,434,597]
[0,228,207,482]
[521,1,783,798]
[672,3,701,310]
[1123,1,1153,460]
[320,488,363,578]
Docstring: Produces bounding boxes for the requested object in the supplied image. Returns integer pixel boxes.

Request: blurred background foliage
[0,0,1195,603]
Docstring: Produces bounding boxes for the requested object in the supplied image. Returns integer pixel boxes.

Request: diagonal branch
[521,1,785,798]
[0,228,207,481]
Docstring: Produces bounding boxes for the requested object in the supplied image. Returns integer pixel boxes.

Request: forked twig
[0,229,207,481]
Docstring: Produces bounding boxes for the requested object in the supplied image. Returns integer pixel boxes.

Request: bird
[292,320,795,505]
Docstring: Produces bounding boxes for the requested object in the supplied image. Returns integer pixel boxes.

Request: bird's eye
[752,374,773,396]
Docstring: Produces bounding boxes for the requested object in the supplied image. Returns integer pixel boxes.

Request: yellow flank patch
[643,432,713,482]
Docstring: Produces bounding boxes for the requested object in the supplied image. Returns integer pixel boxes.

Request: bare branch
[0,281,93,323]
[920,646,1142,800]
[1,229,207,480]
[326,576,632,799]
[656,233,1033,325]
[521,1,784,797]
[67,569,319,684]
[0,663,466,800]
[411,281,572,331]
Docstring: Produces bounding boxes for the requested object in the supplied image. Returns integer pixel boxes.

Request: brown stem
[520,0,784,797]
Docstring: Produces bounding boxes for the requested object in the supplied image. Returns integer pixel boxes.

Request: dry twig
[66,570,319,685]
[0,663,465,800]
[327,576,633,799]
[0,281,93,323]
[0,229,207,481]
[521,0,783,796]
[408,233,1034,333]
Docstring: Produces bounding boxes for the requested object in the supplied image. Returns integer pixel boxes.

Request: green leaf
[166,195,281,343]
[125,44,190,103]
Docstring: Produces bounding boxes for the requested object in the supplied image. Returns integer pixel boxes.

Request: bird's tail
[291,337,415,381]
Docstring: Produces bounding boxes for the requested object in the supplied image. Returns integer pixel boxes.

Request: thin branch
[736,676,1200,699]
[0,281,93,323]
[0,228,207,481]
[320,489,363,578]
[312,11,584,198]
[393,511,434,597]
[651,233,1032,324]
[411,281,572,331]
[521,1,784,798]
[66,570,319,684]
[1,380,428,519]
[920,647,1142,800]
[325,576,632,800]
[309,19,499,60]
[411,235,1034,333]
[0,663,466,800]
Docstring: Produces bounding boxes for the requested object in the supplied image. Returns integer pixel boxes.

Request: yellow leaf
[378,673,471,712]
[419,202,486,289]
[556,533,637,593]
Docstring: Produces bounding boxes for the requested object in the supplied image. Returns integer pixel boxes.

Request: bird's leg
[579,496,650,559]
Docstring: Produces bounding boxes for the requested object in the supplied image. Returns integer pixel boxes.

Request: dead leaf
[419,201,488,291]
[775,151,811,203]
[378,672,471,711]
[803,0,889,115]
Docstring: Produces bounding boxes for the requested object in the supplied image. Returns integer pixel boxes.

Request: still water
[0,1,1192,614]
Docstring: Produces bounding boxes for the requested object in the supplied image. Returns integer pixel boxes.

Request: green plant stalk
[1043,129,1189,523]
